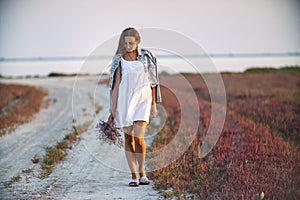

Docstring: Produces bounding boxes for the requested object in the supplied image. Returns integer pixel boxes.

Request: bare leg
[123,126,138,180]
[134,121,147,178]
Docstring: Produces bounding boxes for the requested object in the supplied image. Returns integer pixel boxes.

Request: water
[0,55,299,77]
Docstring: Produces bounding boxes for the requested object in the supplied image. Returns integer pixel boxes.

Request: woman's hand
[108,112,115,121]
[150,104,157,118]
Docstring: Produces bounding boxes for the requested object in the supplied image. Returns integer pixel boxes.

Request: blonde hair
[115,27,141,55]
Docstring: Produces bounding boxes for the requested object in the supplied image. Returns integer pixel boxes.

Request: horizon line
[0,52,299,62]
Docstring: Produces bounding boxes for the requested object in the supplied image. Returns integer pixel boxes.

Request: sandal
[129,179,139,187]
[139,177,150,185]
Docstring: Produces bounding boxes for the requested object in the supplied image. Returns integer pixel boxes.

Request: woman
[108,27,162,187]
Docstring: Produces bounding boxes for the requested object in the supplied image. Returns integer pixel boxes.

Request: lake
[0,55,299,77]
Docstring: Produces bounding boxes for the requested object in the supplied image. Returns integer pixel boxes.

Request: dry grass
[88,93,103,115]
[64,133,77,141]
[40,147,66,178]
[149,72,300,199]
[0,83,48,136]
[0,83,93,179]
[97,77,109,85]
[56,140,73,149]
[3,175,22,188]
[40,120,91,179]
[76,121,92,134]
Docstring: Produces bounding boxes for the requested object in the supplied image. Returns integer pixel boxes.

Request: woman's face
[124,36,138,53]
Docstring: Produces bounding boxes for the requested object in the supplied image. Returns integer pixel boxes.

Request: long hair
[115,27,141,55]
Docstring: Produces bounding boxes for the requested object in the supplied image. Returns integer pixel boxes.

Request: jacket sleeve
[108,54,121,112]
[109,54,121,90]
[144,50,162,103]
[145,50,159,87]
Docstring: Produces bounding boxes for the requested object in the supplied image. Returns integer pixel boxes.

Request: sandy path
[0,77,161,199]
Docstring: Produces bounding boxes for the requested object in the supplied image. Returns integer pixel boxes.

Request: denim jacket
[108,47,162,112]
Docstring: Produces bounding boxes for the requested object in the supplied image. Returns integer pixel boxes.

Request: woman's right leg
[133,121,147,178]
[123,126,138,180]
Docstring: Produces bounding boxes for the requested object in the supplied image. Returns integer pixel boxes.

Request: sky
[0,0,300,59]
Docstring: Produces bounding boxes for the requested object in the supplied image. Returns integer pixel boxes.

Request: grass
[22,167,34,174]
[76,121,92,134]
[39,120,92,179]
[56,140,73,149]
[223,72,300,145]
[3,175,22,188]
[244,66,300,73]
[0,82,94,180]
[97,77,109,85]
[88,93,103,115]
[64,133,78,141]
[149,72,300,199]
[40,147,66,178]
[0,83,48,136]
[94,102,103,115]
[47,72,90,77]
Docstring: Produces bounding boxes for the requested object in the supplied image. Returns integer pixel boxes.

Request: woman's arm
[150,86,157,118]
[108,65,121,121]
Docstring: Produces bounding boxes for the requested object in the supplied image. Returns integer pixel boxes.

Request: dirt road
[0,77,161,199]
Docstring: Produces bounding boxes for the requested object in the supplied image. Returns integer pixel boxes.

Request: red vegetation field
[149,72,300,199]
[0,83,48,136]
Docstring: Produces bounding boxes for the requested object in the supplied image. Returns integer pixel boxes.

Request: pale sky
[0,0,300,58]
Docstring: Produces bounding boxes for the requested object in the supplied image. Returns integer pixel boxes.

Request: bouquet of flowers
[95,120,123,148]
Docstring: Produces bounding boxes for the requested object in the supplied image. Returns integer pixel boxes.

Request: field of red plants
[149,72,300,199]
[0,83,48,136]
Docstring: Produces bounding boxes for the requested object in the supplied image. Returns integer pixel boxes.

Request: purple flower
[95,120,123,148]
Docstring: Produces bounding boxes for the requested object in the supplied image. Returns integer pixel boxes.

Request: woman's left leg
[123,126,139,180]
[133,121,147,178]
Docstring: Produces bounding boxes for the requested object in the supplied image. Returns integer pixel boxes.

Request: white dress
[115,57,152,128]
